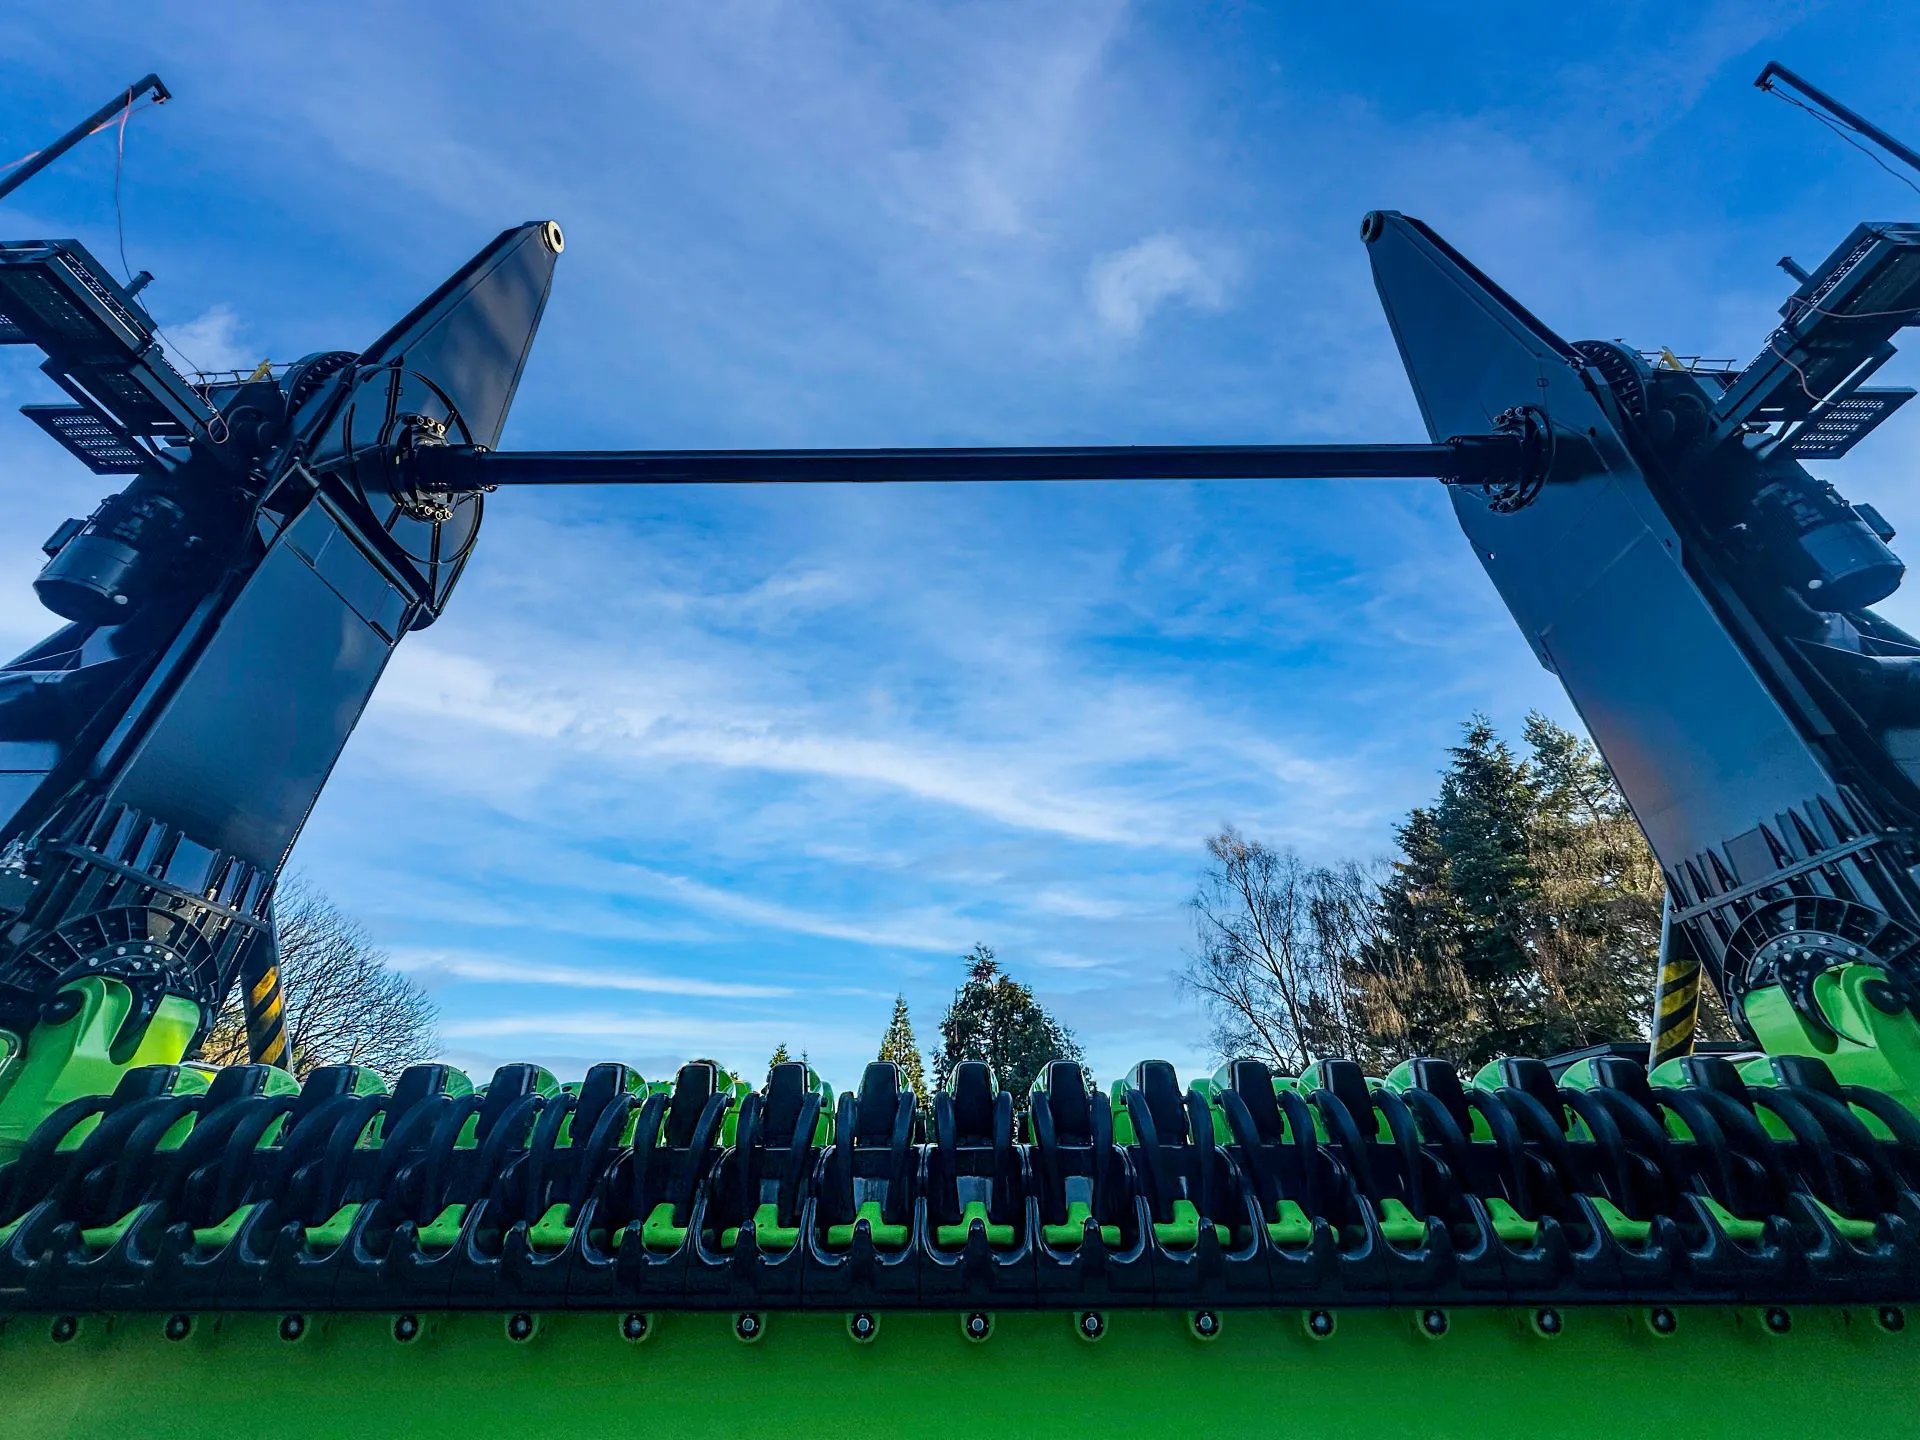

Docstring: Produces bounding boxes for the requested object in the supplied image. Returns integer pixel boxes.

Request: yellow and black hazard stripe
[240,939,289,1069]
[1649,918,1702,1069]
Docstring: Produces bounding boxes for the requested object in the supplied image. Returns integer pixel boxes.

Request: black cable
[1766,86,1920,201]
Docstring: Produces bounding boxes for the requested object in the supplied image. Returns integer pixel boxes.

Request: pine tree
[877,995,927,1100]
[930,945,1082,1111]
[767,1042,792,1072]
[1193,712,1721,1073]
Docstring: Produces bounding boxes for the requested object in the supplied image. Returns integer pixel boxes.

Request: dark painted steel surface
[417,441,1498,487]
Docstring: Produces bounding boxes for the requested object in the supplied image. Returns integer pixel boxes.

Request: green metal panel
[2,1305,1913,1440]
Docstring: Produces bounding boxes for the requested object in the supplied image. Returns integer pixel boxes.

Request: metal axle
[411,436,1520,489]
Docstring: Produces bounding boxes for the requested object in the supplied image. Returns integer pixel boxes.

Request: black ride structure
[5,64,1920,1400]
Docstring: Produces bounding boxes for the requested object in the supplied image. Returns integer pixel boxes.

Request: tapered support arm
[408,433,1527,489]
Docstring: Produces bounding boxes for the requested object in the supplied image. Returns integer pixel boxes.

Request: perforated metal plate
[21,403,152,473]
[1790,388,1916,459]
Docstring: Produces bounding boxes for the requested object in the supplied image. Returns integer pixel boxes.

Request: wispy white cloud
[441,1010,874,1056]
[389,947,794,999]
[1087,235,1230,338]
[158,304,256,376]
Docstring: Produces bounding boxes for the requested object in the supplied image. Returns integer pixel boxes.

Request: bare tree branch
[194,876,437,1080]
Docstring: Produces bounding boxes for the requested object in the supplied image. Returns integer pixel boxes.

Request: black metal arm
[0,75,170,206]
[1757,61,1920,181]
[409,434,1525,489]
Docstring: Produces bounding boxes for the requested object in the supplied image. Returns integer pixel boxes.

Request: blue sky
[4,3,1920,1090]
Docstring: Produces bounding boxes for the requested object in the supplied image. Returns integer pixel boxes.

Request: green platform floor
[1,1305,1914,1439]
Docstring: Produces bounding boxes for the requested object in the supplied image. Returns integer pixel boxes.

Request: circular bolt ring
[1533,1307,1562,1337]
[1306,1309,1336,1339]
[1191,1310,1220,1339]
[164,1314,192,1342]
[506,1313,535,1343]
[1649,1307,1678,1335]
[393,1314,421,1343]
[1764,1307,1792,1335]
[1078,1310,1106,1341]
[1477,406,1554,514]
[964,1311,992,1342]
[49,1316,78,1344]
[849,1312,877,1343]
[1420,1308,1449,1338]
[621,1313,649,1342]
[735,1312,763,1342]
[279,1314,306,1342]
[1879,1306,1906,1333]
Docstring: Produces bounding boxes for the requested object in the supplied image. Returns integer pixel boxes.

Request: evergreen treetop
[877,995,927,1100]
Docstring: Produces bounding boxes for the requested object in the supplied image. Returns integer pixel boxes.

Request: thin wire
[1764,85,1920,201]
[112,90,133,284]
[0,96,157,176]
[1767,339,1823,403]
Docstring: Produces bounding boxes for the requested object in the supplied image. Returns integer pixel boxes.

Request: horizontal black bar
[414,440,1503,489]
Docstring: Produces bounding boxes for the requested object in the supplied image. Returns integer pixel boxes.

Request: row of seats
[2,1048,1917,1308]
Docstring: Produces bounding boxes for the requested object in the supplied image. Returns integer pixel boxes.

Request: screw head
[1078,1310,1106,1341]
[279,1314,306,1342]
[1879,1306,1906,1333]
[1533,1307,1562,1336]
[163,1314,192,1342]
[621,1312,649,1343]
[849,1312,877,1343]
[393,1313,421,1343]
[1765,1306,1792,1335]
[49,1316,77,1344]
[1192,1310,1220,1339]
[1420,1308,1449,1337]
[964,1311,992,1342]
[735,1312,763,1342]
[1306,1309,1336,1338]
[506,1312,535,1342]
[1649,1307,1678,1335]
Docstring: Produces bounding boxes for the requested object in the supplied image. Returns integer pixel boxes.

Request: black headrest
[856,1062,904,1143]
[1318,1058,1374,1127]
[1771,1053,1844,1100]
[763,1061,808,1144]
[200,1063,275,1108]
[1041,1061,1091,1143]
[1496,1057,1563,1120]
[1407,1058,1471,1131]
[1128,1060,1188,1142]
[476,1062,544,1139]
[109,1065,184,1103]
[389,1063,455,1117]
[285,1064,366,1127]
[1680,1054,1751,1105]
[1226,1058,1285,1143]
[1590,1055,1656,1110]
[948,1061,995,1144]
[573,1063,629,1143]
[666,1061,717,1146]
